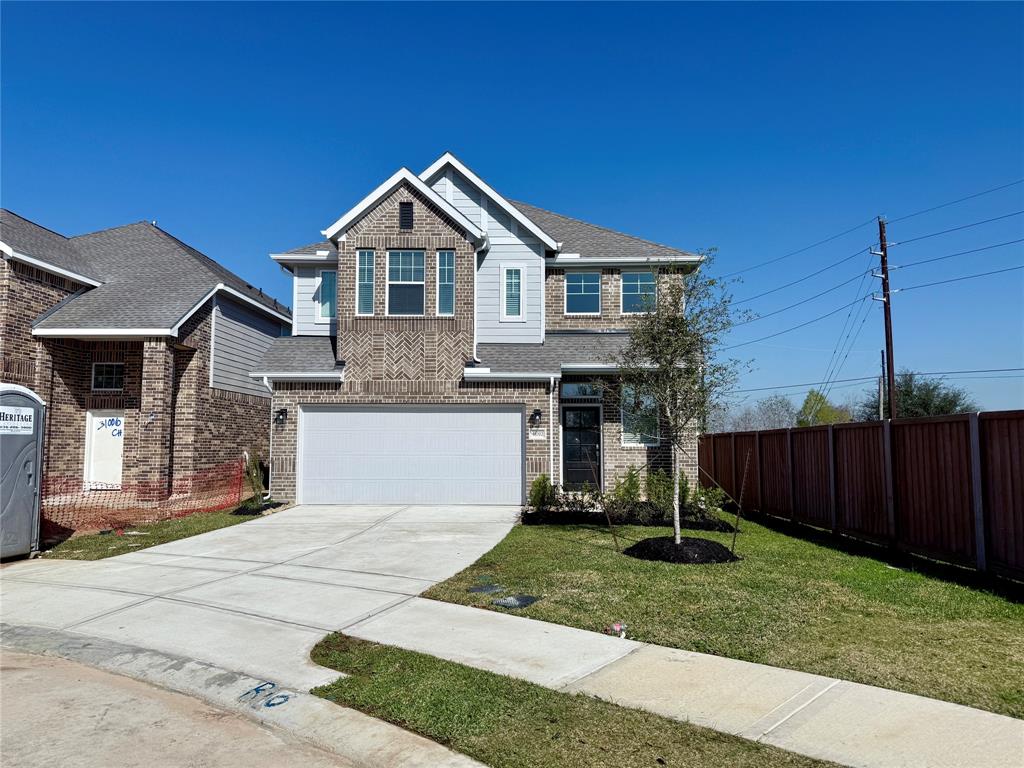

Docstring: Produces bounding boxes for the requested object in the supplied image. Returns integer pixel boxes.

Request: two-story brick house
[254,153,700,505]
[0,210,291,536]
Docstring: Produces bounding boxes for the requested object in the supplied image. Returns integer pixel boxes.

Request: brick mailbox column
[138,337,175,502]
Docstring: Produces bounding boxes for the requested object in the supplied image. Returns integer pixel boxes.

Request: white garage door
[298,406,524,505]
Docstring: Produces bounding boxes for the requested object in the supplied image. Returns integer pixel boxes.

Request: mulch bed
[623,536,740,565]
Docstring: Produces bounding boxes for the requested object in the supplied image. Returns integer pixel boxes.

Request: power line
[733,268,872,326]
[887,179,1024,224]
[894,264,1024,293]
[889,210,1024,247]
[820,301,876,405]
[720,217,877,279]
[891,239,1024,270]
[733,247,870,305]
[726,367,1024,394]
[724,294,871,350]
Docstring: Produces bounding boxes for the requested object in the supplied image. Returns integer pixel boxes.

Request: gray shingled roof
[283,240,336,256]
[1,212,289,331]
[476,331,629,374]
[1,209,101,282]
[510,201,698,261]
[255,336,339,372]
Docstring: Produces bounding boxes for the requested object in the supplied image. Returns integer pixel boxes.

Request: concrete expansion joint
[741,679,842,742]
[556,642,646,691]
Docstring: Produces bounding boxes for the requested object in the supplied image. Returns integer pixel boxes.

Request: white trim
[472,250,479,361]
[90,361,125,393]
[321,167,483,242]
[270,253,333,264]
[355,250,375,317]
[436,249,455,317]
[500,263,527,323]
[248,371,345,381]
[620,269,658,316]
[551,255,701,268]
[34,327,173,338]
[549,375,559,484]
[620,386,661,447]
[560,363,620,372]
[563,270,602,316]
[291,268,299,335]
[0,383,46,405]
[559,401,604,491]
[419,153,559,251]
[315,268,337,324]
[1,244,103,287]
[385,250,426,317]
[540,232,546,339]
[462,368,552,382]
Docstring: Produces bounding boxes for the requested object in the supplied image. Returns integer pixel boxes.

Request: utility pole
[879,350,886,421]
[873,217,898,419]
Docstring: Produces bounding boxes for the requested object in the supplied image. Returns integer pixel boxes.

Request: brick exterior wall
[336,182,476,381]
[0,266,272,535]
[267,186,698,504]
[545,268,686,331]
[0,258,85,386]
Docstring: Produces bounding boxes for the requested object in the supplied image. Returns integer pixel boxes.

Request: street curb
[0,623,482,768]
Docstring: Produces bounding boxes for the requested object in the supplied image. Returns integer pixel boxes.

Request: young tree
[856,371,980,420]
[614,249,744,545]
[796,389,851,426]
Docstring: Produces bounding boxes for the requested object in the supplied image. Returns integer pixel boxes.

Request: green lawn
[41,506,264,560]
[311,633,833,768]
[425,518,1024,719]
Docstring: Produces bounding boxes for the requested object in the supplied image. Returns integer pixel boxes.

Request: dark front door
[562,406,601,491]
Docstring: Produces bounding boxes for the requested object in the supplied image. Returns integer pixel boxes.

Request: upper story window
[357,251,375,316]
[565,272,601,315]
[621,386,659,446]
[500,264,525,322]
[387,250,425,316]
[437,250,455,316]
[399,201,414,230]
[621,271,656,314]
[92,362,124,392]
[318,270,337,320]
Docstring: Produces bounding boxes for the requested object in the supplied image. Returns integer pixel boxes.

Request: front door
[85,410,125,489]
[562,406,601,491]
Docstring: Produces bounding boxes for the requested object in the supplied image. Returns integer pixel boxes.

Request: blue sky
[3,2,1022,410]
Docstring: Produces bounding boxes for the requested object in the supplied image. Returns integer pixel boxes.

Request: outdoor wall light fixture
[274,408,288,425]
[529,408,543,425]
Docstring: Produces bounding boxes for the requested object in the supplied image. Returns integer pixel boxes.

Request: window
[399,201,414,230]
[317,270,337,320]
[620,386,659,446]
[357,251,375,315]
[437,250,455,316]
[92,363,124,392]
[387,250,425,315]
[561,382,603,400]
[621,271,657,314]
[565,272,601,314]
[501,264,525,321]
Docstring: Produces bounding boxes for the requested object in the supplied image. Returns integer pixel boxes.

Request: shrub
[561,483,602,518]
[678,472,691,512]
[528,474,557,512]
[242,450,266,511]
[645,469,674,517]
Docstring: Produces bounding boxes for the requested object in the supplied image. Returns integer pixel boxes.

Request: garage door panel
[299,407,523,504]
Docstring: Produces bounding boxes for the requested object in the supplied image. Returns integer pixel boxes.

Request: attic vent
[399,201,414,230]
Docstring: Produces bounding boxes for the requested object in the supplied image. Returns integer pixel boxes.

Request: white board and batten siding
[210,296,283,398]
[298,405,524,505]
[291,265,336,336]
[431,169,544,344]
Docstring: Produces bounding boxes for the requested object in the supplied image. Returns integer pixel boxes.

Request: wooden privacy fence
[698,410,1024,582]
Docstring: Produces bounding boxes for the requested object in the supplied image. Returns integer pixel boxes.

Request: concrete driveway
[0,505,518,689]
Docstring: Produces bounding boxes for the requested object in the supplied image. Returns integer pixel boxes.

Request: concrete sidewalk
[345,597,1024,768]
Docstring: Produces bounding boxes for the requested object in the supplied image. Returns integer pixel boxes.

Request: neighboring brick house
[0,210,291,537]
[255,153,700,505]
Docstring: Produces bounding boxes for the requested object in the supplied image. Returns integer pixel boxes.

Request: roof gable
[419,152,559,251]
[321,167,484,243]
[0,209,102,285]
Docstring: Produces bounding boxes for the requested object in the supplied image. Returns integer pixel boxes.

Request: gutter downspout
[262,383,274,501]
[549,375,559,484]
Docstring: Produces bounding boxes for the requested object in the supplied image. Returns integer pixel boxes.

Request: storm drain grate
[492,594,540,609]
